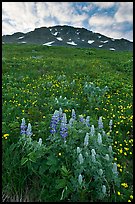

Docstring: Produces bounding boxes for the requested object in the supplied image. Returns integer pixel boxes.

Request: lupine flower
[92,153,96,162]
[108,145,112,153]
[77,147,81,154]
[99,169,103,176]
[105,154,110,161]
[26,123,32,136]
[59,108,63,120]
[50,110,60,134]
[102,130,106,136]
[78,174,82,185]
[85,116,90,127]
[62,113,67,124]
[60,113,68,139]
[102,185,106,194]
[90,125,95,136]
[84,133,89,146]
[79,115,85,123]
[38,138,42,146]
[112,162,118,174]
[85,151,89,157]
[98,116,103,129]
[91,149,96,160]
[78,153,84,164]
[20,118,27,135]
[68,118,74,127]
[109,119,113,130]
[71,109,76,120]
[97,133,102,145]
[91,149,96,155]
[55,97,59,103]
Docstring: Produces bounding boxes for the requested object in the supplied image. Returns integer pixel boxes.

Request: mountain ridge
[2,25,133,51]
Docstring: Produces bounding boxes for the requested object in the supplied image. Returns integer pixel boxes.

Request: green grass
[2,43,133,202]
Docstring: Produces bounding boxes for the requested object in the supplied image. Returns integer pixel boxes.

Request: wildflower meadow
[2,44,133,202]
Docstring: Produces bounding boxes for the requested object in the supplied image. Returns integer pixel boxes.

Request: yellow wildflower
[121,183,128,188]
[117,191,121,196]
[119,149,123,153]
[3,134,9,139]
[130,195,133,199]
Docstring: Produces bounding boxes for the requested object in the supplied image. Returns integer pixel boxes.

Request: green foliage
[2,44,133,202]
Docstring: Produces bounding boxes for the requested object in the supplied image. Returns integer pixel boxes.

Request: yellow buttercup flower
[119,149,123,153]
[3,134,9,139]
[121,183,128,188]
[117,191,121,196]
[130,195,133,199]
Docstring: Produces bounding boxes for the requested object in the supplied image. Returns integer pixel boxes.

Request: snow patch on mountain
[88,40,94,44]
[19,41,26,43]
[67,41,77,46]
[56,37,63,41]
[18,36,24,39]
[99,45,103,47]
[101,40,108,43]
[52,32,58,36]
[43,41,55,46]
[110,48,115,51]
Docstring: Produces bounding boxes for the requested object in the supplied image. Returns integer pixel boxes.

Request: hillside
[2,25,133,51]
[2,43,133,202]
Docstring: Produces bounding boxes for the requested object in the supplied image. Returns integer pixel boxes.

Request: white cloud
[2,2,133,41]
[114,2,133,23]
[2,2,39,34]
[88,2,133,41]
[91,2,116,9]
[2,2,88,35]
[89,15,115,27]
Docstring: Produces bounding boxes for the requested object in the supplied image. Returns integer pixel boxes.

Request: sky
[2,2,133,42]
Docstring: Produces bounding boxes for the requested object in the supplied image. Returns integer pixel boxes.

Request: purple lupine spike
[85,116,90,127]
[98,116,103,129]
[50,110,60,134]
[79,115,85,123]
[20,118,27,135]
[71,109,76,120]
[90,125,95,136]
[109,119,113,130]
[26,123,32,136]
[59,108,63,121]
[60,113,68,139]
[68,118,74,127]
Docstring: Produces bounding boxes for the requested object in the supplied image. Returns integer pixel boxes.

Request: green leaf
[61,165,70,177]
[21,157,28,165]
[27,152,37,163]
[55,179,67,189]
[46,155,57,166]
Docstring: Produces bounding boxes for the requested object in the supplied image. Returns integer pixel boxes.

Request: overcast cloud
[2,2,133,42]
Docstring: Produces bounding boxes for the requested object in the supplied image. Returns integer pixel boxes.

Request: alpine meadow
[2,43,133,202]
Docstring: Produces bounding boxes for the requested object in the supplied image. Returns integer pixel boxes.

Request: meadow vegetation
[2,44,133,202]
